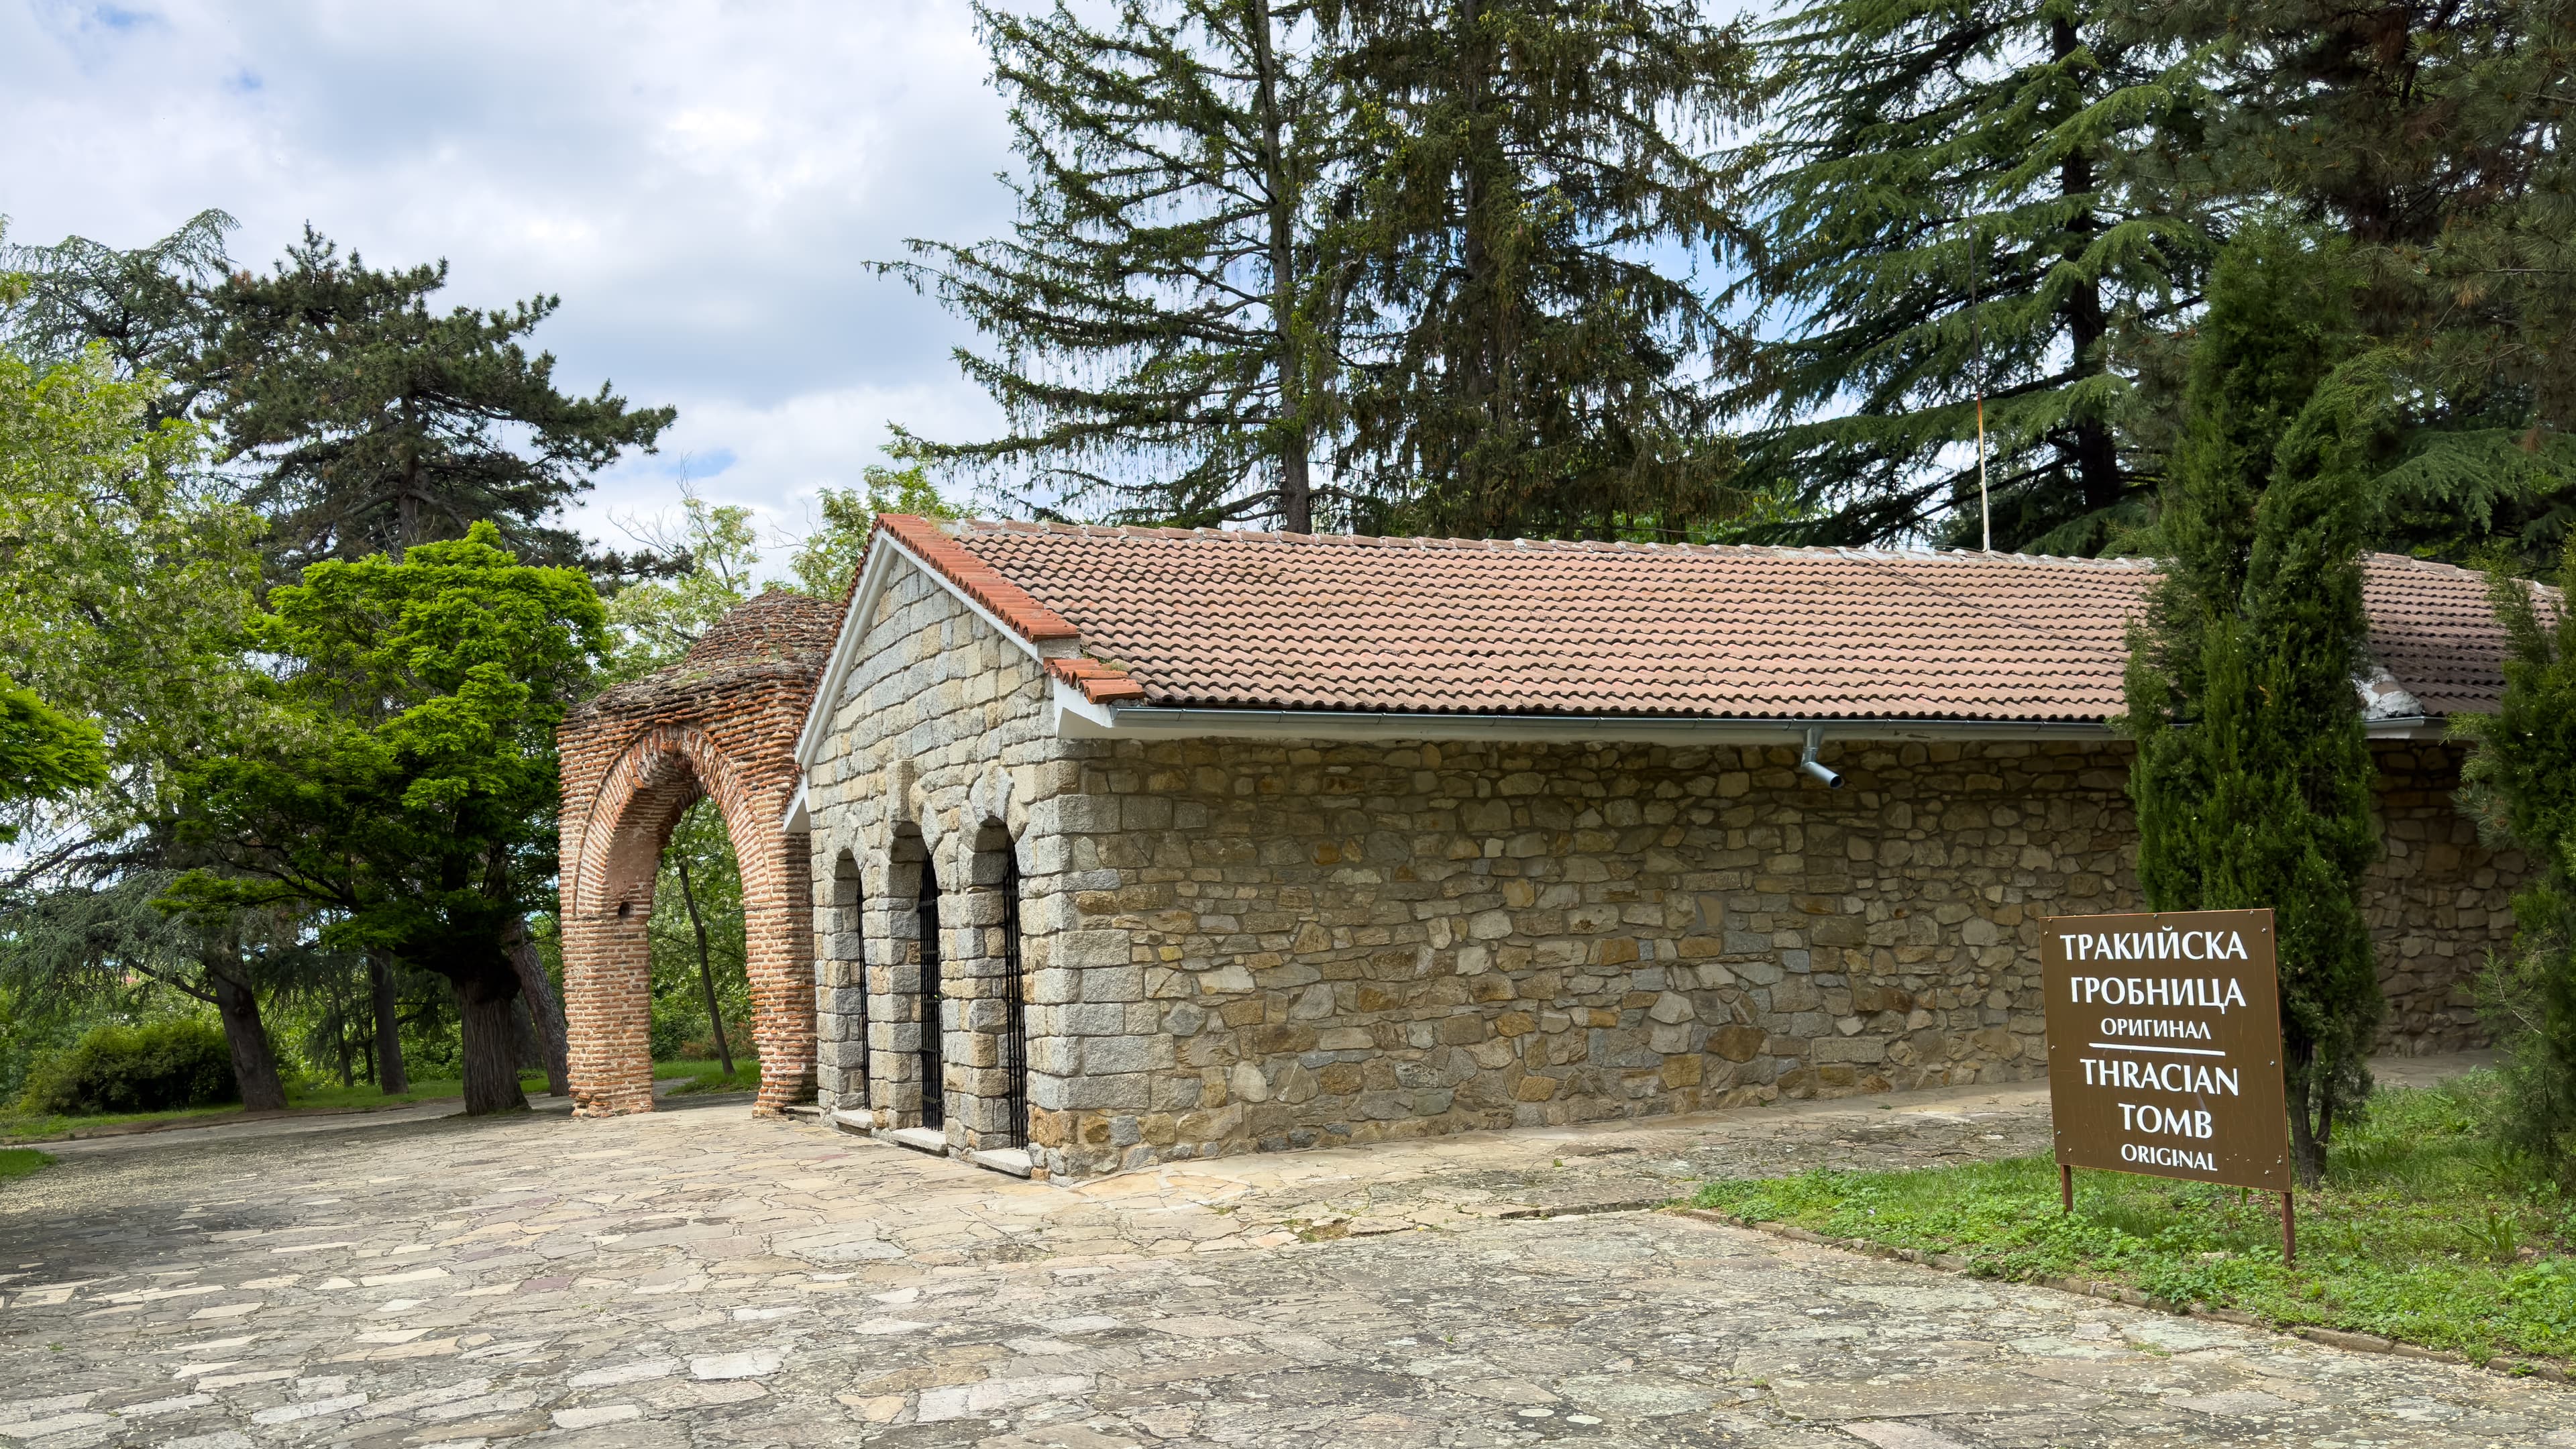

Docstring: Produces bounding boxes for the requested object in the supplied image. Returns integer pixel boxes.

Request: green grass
[0,1148,55,1183]
[0,1059,763,1141]
[0,1069,551,1142]
[655,1057,762,1095]
[1689,1072,2575,1366]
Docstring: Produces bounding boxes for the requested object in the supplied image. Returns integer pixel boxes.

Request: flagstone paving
[2,1059,2567,1448]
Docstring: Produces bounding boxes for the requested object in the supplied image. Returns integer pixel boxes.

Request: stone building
[753,517,2525,1181]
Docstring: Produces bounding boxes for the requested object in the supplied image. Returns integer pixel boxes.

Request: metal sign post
[2040,909,2296,1265]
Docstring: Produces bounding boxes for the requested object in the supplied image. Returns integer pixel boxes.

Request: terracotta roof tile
[883,518,2524,724]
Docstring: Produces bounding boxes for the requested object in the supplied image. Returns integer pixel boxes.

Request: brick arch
[556,590,844,1117]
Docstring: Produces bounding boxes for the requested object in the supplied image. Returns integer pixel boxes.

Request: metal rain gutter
[1053,698,2123,746]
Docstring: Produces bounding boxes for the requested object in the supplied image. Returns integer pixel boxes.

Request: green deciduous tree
[786,462,961,598]
[601,487,761,682]
[170,523,607,1114]
[647,799,751,1072]
[885,0,1345,530]
[0,345,262,828]
[2455,539,2576,1185]
[1324,0,1752,539]
[1725,0,2218,551]
[0,684,106,837]
[200,227,676,577]
[2122,230,2385,1187]
[0,337,288,1103]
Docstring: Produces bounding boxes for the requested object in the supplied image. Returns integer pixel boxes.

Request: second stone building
[791,517,2522,1180]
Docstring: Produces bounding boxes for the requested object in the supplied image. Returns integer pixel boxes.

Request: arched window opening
[917,860,945,1130]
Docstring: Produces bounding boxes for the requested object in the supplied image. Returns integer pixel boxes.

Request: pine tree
[2455,538,2576,1186]
[2123,229,2384,1187]
[1322,0,1751,539]
[1729,0,2219,552]
[883,1,1344,531]
[201,227,676,575]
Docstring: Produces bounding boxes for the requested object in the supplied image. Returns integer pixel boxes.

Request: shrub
[647,1000,695,1062]
[17,1018,238,1116]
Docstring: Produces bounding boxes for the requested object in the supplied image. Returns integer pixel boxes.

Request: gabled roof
[855,516,2520,728]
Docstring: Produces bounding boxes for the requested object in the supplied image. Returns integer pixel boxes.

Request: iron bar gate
[917,863,943,1130]
[1000,855,1029,1146]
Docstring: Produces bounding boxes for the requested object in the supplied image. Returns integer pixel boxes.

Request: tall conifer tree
[2123,229,2383,1186]
[2140,2,2576,570]
[202,227,676,576]
[1729,0,2218,551]
[2455,538,2576,1186]
[1323,0,1751,539]
[885,0,1344,531]
[0,209,234,425]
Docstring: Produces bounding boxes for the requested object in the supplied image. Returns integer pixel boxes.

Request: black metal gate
[999,855,1029,1146]
[917,863,943,1130]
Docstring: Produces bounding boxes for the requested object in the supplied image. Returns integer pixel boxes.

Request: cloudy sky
[1,0,1017,573]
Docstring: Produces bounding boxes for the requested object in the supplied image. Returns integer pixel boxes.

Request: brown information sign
[2041,909,2292,1194]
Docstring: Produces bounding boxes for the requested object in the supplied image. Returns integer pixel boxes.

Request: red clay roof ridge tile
[877,513,1081,643]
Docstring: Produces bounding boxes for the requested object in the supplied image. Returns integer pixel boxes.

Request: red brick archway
[556,590,843,1116]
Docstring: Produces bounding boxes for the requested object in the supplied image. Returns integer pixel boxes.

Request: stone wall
[802,558,1078,1156]
[1028,736,2519,1177]
[2366,743,2521,1053]
[1027,737,2135,1175]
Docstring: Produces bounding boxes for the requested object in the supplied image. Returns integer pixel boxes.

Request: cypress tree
[1322,0,1751,540]
[2455,540,2576,1185]
[883,1,1344,531]
[1729,0,2218,551]
[2123,229,2384,1187]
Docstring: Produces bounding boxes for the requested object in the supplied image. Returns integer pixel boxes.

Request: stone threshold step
[883,1125,948,1155]
[816,1114,1037,1178]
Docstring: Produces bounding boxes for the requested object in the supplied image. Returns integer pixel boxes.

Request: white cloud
[0,0,1013,568]
[578,376,1007,569]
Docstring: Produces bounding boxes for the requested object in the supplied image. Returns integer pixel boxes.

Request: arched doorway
[954,820,1032,1152]
[816,849,867,1110]
[556,591,840,1117]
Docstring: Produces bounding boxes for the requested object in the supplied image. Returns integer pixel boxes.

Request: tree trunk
[370,952,410,1095]
[455,964,530,1116]
[1248,0,1313,534]
[209,961,288,1112]
[678,853,735,1077]
[502,918,570,1096]
[2285,1044,2325,1189]
[2051,15,2121,519]
[332,982,353,1087]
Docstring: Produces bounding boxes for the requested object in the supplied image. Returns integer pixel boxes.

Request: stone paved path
[3,1058,2567,1448]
